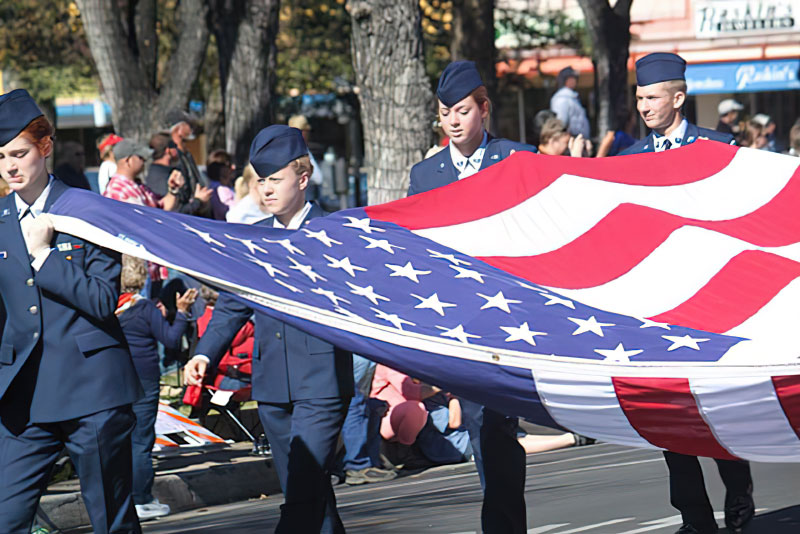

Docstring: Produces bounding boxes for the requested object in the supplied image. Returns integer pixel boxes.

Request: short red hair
[19,115,54,157]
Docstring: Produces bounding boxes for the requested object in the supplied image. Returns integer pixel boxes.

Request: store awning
[686,58,800,94]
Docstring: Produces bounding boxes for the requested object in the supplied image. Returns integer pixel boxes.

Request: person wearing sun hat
[0,88,143,533]
[185,124,353,534]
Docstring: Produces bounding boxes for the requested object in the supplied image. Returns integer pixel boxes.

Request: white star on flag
[500,322,547,346]
[346,282,389,305]
[386,261,431,283]
[275,279,302,293]
[288,257,327,282]
[428,249,471,266]
[437,324,481,344]
[247,256,288,278]
[543,294,575,309]
[360,235,405,254]
[303,229,343,247]
[324,255,367,277]
[477,291,521,313]
[225,234,269,255]
[595,343,644,362]
[311,287,351,306]
[568,316,616,337]
[342,217,384,234]
[411,292,457,316]
[662,334,710,351]
[372,308,416,330]
[181,223,226,247]
[450,265,485,283]
[263,238,304,255]
[639,318,671,330]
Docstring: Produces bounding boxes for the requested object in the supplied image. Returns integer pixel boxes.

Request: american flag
[50,141,800,462]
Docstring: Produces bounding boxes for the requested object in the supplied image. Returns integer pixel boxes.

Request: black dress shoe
[725,494,755,532]
[675,524,718,534]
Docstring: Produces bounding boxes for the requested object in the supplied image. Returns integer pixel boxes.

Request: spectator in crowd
[54,140,91,190]
[186,125,354,533]
[752,113,778,151]
[226,163,269,224]
[147,133,213,212]
[288,115,324,193]
[550,66,591,138]
[96,133,122,194]
[104,139,181,210]
[206,149,237,220]
[537,117,586,157]
[736,120,766,149]
[116,255,196,521]
[788,118,800,157]
[715,99,744,136]
[340,354,398,485]
[165,108,212,216]
[530,109,556,148]
[371,365,471,467]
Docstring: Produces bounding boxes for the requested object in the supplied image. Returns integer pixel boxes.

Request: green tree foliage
[276,0,354,94]
[495,7,588,58]
[0,1,97,101]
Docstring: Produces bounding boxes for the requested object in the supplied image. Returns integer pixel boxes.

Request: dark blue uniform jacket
[619,122,735,155]
[0,178,141,424]
[408,136,537,196]
[195,202,354,403]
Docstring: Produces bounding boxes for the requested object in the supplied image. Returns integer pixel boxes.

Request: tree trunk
[349,0,435,205]
[450,0,497,108]
[76,0,209,142]
[576,0,632,136]
[209,0,280,169]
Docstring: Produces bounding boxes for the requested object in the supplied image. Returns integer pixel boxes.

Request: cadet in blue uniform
[185,125,354,534]
[0,90,142,533]
[409,61,536,534]
[620,53,755,534]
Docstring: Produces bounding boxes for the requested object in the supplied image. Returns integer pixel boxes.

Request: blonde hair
[665,80,687,95]
[120,255,148,293]
[289,155,313,177]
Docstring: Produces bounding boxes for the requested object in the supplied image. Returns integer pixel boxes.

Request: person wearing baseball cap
[621,52,737,156]
[716,99,744,136]
[186,124,353,534]
[0,89,143,532]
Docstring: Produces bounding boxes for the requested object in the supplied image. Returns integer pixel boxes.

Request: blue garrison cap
[0,89,44,146]
[437,61,484,107]
[249,125,308,177]
[635,53,687,86]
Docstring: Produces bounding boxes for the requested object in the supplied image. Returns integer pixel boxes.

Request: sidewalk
[37,442,281,532]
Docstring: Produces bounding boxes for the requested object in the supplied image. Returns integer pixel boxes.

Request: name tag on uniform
[57,243,73,252]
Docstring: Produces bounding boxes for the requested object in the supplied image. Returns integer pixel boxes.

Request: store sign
[686,59,800,94]
[695,0,799,38]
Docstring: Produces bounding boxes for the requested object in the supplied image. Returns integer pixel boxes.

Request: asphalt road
[130,442,800,534]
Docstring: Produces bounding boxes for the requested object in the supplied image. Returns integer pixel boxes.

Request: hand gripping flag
[49,141,800,462]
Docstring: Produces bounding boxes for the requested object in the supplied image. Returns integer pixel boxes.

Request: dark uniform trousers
[195,203,354,534]
[409,137,537,534]
[0,178,142,533]
[620,125,752,530]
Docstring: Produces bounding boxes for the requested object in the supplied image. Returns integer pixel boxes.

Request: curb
[38,447,282,532]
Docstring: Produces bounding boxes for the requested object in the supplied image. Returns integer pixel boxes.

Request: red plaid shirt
[103,174,162,208]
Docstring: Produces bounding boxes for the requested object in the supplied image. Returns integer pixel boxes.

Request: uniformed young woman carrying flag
[0,89,142,533]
